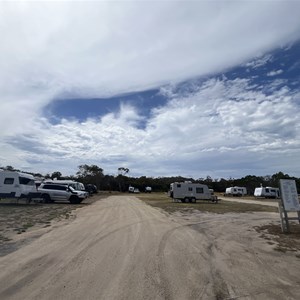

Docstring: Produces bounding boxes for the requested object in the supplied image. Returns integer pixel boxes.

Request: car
[85,184,98,195]
[133,188,140,193]
[38,183,86,204]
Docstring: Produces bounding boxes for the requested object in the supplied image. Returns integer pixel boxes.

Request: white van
[42,179,88,197]
[0,171,40,200]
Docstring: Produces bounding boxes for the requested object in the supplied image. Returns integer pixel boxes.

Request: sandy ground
[218,195,279,207]
[0,195,300,300]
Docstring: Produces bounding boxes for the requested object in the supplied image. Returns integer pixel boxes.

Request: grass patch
[137,193,278,214]
[255,223,300,254]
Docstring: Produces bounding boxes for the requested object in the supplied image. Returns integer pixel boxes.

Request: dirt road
[0,196,299,300]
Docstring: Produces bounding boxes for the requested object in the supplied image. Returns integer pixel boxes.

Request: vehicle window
[4,178,14,184]
[266,188,269,193]
[56,185,67,191]
[19,177,34,185]
[43,185,53,189]
[177,184,181,188]
[196,187,204,193]
[188,187,193,191]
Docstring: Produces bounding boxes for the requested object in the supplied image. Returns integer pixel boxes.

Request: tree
[77,164,103,178]
[76,164,104,188]
[51,171,62,180]
[118,167,129,176]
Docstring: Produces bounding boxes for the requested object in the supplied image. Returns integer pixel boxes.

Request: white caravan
[225,186,247,196]
[145,186,152,193]
[0,171,40,200]
[128,186,135,193]
[169,182,218,203]
[254,187,280,199]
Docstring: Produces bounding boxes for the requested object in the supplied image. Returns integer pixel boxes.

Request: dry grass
[137,193,278,214]
[255,223,300,254]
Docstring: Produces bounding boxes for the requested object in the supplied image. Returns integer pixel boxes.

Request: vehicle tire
[192,197,196,203]
[42,194,51,203]
[184,197,189,203]
[69,196,80,204]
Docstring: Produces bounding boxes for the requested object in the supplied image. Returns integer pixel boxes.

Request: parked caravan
[225,186,247,196]
[254,187,280,199]
[169,181,218,203]
[145,186,152,193]
[128,186,135,193]
[0,171,40,201]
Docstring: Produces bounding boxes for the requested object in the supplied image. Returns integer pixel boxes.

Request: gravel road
[0,195,299,300]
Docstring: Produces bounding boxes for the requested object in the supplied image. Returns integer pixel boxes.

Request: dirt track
[0,195,299,300]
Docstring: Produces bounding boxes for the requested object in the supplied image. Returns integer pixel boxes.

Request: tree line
[1,165,299,194]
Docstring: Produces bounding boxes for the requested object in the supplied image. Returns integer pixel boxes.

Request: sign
[279,179,300,211]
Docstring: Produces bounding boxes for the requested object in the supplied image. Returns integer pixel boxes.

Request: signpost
[278,179,300,233]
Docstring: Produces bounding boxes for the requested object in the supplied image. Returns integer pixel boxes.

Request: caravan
[0,171,40,201]
[225,186,247,196]
[254,186,280,199]
[169,181,218,203]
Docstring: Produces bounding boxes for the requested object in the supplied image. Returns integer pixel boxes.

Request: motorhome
[169,181,218,203]
[0,171,40,201]
[225,186,247,196]
[254,186,280,199]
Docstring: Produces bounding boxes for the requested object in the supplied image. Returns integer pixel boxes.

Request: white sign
[279,179,300,211]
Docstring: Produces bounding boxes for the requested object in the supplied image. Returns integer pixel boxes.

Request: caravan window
[4,178,14,184]
[266,188,269,193]
[196,187,204,193]
[19,177,35,185]
[177,184,181,188]
[188,187,193,191]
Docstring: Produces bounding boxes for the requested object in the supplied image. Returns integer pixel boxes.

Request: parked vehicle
[85,184,98,195]
[254,186,280,199]
[225,186,247,196]
[128,186,135,193]
[0,171,40,202]
[145,186,152,193]
[133,188,140,193]
[42,179,89,197]
[169,181,218,203]
[38,183,86,204]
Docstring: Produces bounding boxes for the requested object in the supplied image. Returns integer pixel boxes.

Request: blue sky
[1,1,300,179]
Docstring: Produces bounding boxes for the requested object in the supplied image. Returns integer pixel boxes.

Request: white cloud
[2,77,299,178]
[267,69,284,76]
[1,1,300,177]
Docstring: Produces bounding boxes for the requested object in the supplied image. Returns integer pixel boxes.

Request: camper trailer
[128,186,135,193]
[145,186,152,193]
[169,182,218,203]
[0,171,40,201]
[254,187,280,199]
[225,186,247,196]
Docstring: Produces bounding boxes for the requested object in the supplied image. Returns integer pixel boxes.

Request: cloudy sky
[1,1,300,179]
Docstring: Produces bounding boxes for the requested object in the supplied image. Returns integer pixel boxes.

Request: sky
[1,0,300,179]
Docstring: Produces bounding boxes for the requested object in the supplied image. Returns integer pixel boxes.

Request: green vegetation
[1,165,299,194]
[137,193,277,214]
